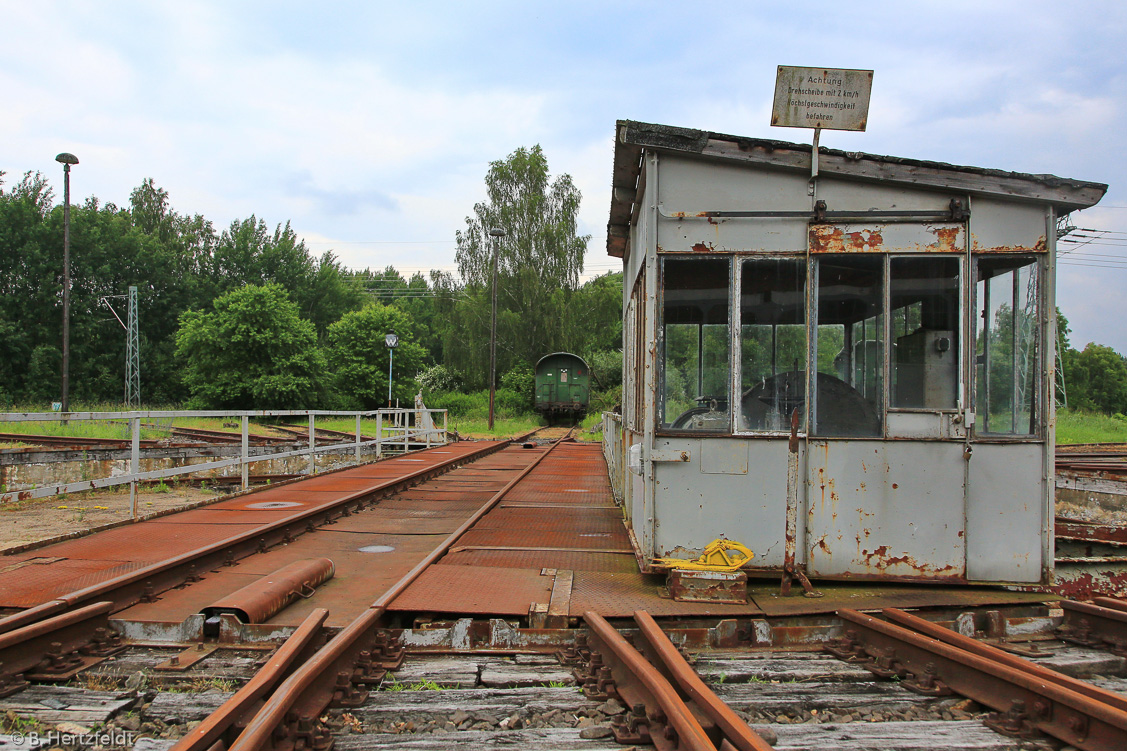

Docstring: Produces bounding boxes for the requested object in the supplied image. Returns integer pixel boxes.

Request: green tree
[443,145,590,388]
[0,171,55,402]
[1070,343,1127,415]
[324,303,426,409]
[175,284,326,408]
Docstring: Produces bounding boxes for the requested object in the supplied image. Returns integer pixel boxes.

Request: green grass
[1056,408,1127,445]
[445,415,545,438]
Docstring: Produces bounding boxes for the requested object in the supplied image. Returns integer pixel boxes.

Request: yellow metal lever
[653,539,754,572]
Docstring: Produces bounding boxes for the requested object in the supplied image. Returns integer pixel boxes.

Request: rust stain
[809,226,884,253]
[934,226,960,247]
[860,546,959,576]
[891,483,898,489]
[815,536,832,554]
[969,233,1049,253]
[691,241,714,253]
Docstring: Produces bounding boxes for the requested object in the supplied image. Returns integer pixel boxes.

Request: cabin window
[975,257,1040,435]
[660,257,730,431]
[890,257,960,409]
[739,258,807,432]
[812,256,883,437]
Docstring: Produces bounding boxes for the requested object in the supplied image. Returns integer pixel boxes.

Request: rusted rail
[0,432,159,449]
[172,426,292,445]
[0,441,506,636]
[569,610,773,751]
[827,608,1127,751]
[883,607,1127,713]
[226,436,567,751]
[1058,599,1127,654]
[171,609,329,751]
[1092,596,1127,614]
[576,611,713,750]
[0,601,124,696]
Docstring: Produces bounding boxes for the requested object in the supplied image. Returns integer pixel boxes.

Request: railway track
[3,431,1127,750]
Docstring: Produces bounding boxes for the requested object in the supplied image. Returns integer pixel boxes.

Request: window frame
[971,254,1044,440]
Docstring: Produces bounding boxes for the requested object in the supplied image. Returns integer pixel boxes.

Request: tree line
[3,146,1124,419]
[0,146,623,411]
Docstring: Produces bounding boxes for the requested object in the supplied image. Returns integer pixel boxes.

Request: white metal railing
[602,411,624,503]
[0,408,448,515]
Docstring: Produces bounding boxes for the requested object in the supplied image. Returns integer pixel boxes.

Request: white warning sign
[772,66,873,132]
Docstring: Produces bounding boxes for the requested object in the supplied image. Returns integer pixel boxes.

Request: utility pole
[487,227,506,430]
[55,152,79,412]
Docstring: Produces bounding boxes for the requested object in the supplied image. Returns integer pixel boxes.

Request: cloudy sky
[3,1,1126,351]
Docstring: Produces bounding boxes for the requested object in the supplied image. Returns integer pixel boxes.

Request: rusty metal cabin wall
[806,440,968,580]
[620,151,660,561]
[968,197,1050,253]
[960,198,1053,584]
[634,146,1059,585]
[656,154,810,252]
[651,436,794,567]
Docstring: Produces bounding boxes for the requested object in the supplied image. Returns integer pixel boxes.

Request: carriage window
[891,257,959,409]
[813,256,883,437]
[739,258,807,431]
[661,257,730,431]
[976,257,1039,435]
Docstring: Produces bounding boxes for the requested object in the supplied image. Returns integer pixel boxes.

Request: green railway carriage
[534,352,591,422]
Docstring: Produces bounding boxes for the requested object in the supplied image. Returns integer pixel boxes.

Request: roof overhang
[607,120,1108,258]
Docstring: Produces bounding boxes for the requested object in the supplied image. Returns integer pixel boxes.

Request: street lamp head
[55,153,79,166]
[488,227,506,237]
[385,332,399,349]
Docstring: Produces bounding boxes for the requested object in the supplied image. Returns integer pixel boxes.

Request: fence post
[355,413,361,463]
[376,411,383,459]
[443,410,448,444]
[241,415,249,491]
[130,416,140,519]
[308,414,315,475]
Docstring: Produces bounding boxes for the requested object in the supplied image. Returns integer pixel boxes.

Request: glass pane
[739,258,806,431]
[814,256,883,437]
[891,257,960,409]
[976,257,1039,435]
[661,258,730,431]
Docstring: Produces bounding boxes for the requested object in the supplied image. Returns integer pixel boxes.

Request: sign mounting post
[771,66,874,182]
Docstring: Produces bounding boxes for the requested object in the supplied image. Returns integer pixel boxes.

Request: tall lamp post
[385,331,399,408]
[487,227,506,430]
[55,152,79,413]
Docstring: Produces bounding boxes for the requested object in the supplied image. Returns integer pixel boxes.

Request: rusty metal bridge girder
[226,436,568,751]
[0,441,507,637]
[828,608,1127,751]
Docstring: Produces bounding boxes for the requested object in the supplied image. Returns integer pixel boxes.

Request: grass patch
[380,677,447,691]
[1056,408,1127,445]
[446,415,544,439]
